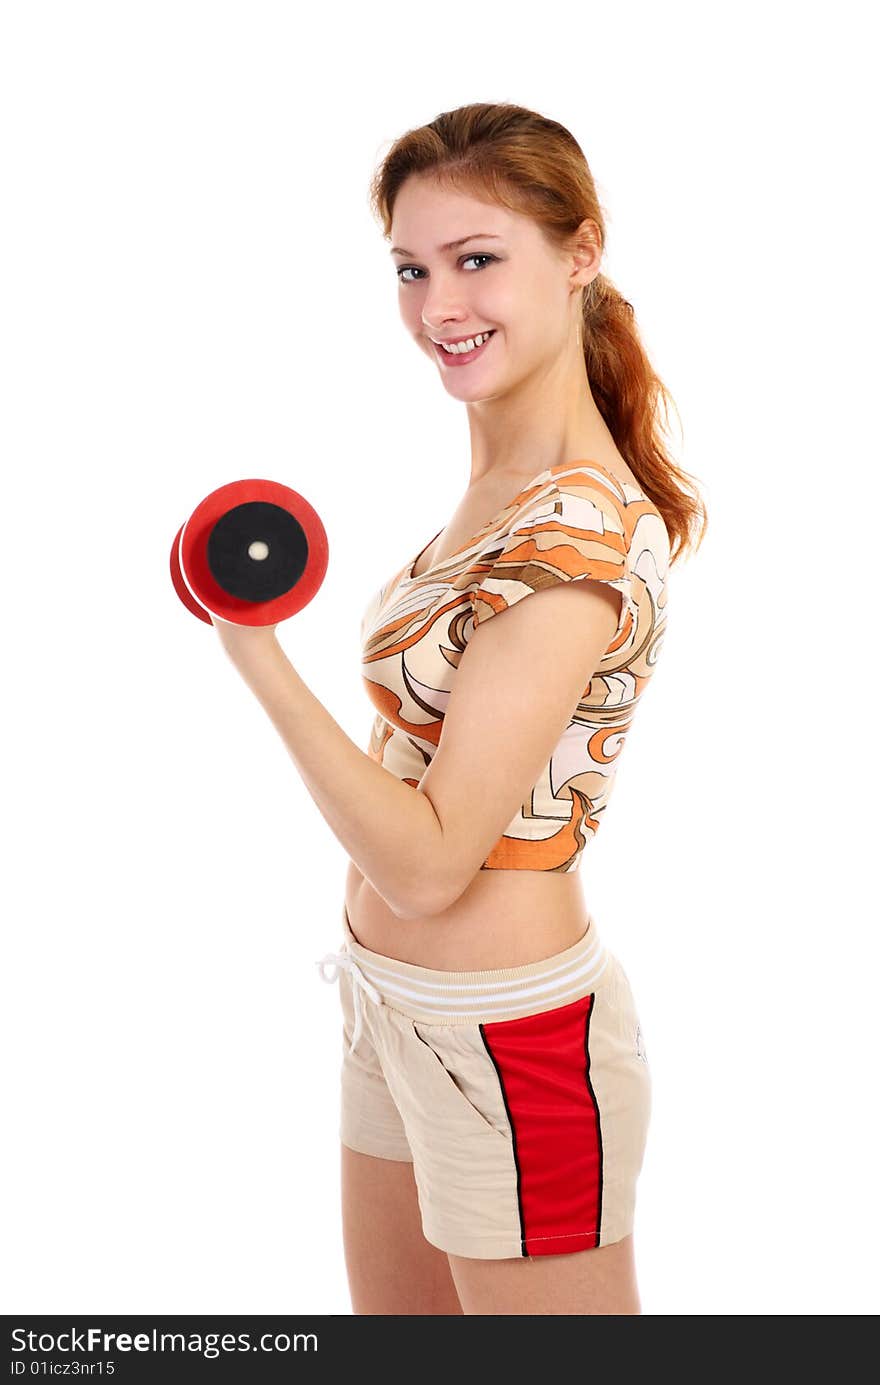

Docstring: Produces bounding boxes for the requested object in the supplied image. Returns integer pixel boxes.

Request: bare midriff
[343,860,593,970]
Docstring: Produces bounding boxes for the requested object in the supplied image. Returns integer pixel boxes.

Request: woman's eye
[396,253,495,283]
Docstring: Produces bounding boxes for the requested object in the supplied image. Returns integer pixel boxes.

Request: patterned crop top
[360,460,670,874]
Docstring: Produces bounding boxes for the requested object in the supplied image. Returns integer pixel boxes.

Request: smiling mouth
[431,330,496,362]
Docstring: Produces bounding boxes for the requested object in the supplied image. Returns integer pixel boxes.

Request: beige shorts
[316,904,651,1261]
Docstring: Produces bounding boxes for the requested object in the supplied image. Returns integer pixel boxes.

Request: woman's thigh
[447,1234,641,1315]
[340,1143,464,1315]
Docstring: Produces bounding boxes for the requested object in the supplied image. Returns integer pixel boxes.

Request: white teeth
[437,331,493,354]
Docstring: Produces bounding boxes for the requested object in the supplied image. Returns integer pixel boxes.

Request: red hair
[369,101,708,564]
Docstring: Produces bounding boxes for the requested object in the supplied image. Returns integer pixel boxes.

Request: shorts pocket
[411,1024,512,1142]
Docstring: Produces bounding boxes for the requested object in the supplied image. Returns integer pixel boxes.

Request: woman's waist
[343,860,592,970]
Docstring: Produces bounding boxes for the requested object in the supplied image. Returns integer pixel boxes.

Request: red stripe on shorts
[480,993,603,1256]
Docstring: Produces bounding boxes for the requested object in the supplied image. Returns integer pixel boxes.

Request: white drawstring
[316,945,384,1055]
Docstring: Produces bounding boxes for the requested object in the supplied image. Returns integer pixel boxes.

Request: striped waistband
[336,904,611,1025]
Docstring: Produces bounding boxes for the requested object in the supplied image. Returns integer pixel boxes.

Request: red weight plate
[170,521,213,623]
[178,478,329,626]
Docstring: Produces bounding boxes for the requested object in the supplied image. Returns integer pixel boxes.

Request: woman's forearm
[214,630,443,920]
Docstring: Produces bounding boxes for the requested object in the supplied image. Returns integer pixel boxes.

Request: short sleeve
[467,481,636,643]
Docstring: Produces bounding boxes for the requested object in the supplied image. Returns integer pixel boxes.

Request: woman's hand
[210,613,281,663]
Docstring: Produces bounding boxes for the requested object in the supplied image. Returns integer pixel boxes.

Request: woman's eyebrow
[389,234,502,257]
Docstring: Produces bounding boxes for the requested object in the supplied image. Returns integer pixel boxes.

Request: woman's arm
[211,621,443,921]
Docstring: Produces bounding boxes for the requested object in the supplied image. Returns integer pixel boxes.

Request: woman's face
[389,176,583,403]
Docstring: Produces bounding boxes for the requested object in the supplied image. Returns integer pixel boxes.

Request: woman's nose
[419,278,471,327]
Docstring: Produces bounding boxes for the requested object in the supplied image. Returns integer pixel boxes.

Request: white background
[2,0,876,1316]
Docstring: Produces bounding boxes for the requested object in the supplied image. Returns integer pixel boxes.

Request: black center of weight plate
[206,500,308,603]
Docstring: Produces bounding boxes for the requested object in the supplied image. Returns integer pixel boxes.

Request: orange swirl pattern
[360,461,671,873]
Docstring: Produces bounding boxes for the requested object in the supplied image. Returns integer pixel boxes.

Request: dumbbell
[170,478,328,626]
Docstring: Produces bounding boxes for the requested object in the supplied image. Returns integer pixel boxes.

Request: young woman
[212,102,706,1315]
